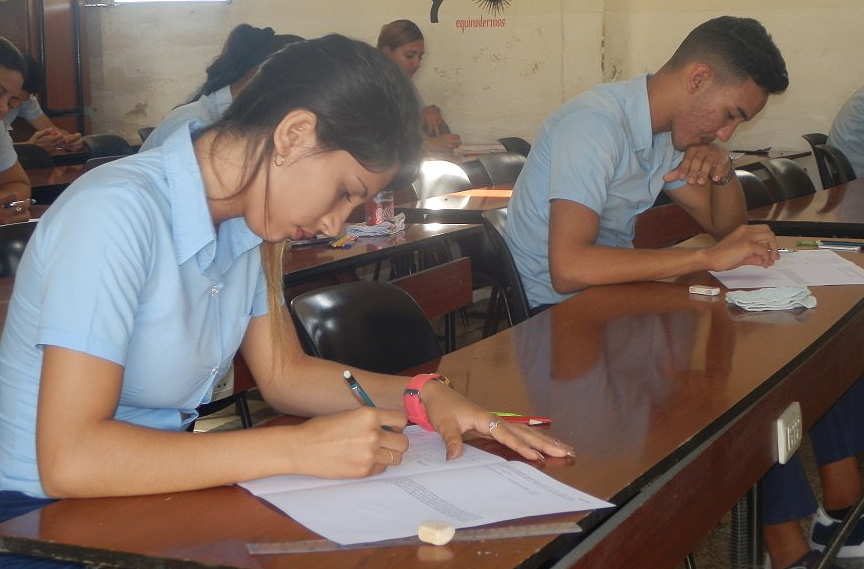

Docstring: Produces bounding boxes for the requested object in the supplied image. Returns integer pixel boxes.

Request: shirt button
[211,367,219,375]
[210,285,220,296]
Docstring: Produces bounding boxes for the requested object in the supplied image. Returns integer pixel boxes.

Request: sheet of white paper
[239,427,612,545]
[710,249,864,289]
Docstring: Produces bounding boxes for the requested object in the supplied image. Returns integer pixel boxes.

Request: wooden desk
[26,164,85,204]
[396,186,512,224]
[4,235,864,569]
[284,223,482,288]
[748,177,864,237]
[732,149,811,171]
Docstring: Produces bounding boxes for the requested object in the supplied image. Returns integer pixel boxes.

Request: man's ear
[686,62,713,94]
[272,109,318,160]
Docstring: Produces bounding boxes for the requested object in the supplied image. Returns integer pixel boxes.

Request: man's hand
[705,224,779,271]
[665,142,734,186]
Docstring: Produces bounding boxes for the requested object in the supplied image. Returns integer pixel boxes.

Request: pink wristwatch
[403,374,445,431]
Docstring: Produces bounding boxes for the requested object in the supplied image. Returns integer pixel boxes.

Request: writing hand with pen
[0,191,34,225]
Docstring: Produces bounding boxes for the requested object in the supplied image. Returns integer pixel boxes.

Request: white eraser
[417,519,456,545]
[689,285,720,296]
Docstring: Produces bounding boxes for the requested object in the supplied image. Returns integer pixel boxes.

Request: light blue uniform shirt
[140,86,233,152]
[0,128,16,172]
[4,96,43,130]
[0,124,268,498]
[828,84,864,179]
[505,75,685,308]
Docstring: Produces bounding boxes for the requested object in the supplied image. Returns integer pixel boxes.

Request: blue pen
[343,370,376,406]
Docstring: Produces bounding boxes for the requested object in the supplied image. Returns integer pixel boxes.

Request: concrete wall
[85,0,864,154]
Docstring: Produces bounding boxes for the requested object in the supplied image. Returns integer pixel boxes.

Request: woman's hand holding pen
[0,190,32,225]
[290,407,408,479]
[419,380,576,462]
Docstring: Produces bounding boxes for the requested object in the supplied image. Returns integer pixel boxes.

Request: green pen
[796,240,818,248]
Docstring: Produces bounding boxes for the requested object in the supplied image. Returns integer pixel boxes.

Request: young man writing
[506,16,864,569]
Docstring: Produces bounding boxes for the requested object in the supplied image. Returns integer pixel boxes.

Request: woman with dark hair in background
[0,34,571,567]
[140,23,303,151]
[377,19,462,158]
[4,55,85,153]
[0,37,33,225]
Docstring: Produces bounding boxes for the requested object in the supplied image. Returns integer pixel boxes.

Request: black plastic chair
[83,134,134,158]
[801,132,828,148]
[0,220,37,278]
[476,208,530,336]
[760,158,816,200]
[497,136,531,158]
[13,143,53,169]
[476,152,526,186]
[814,144,857,187]
[736,170,778,210]
[290,280,443,374]
[85,155,126,171]
[411,159,472,201]
[801,133,832,188]
[138,127,155,143]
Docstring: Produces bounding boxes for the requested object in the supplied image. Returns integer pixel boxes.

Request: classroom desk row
[3,230,864,568]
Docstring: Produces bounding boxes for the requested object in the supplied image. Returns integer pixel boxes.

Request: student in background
[0,34,571,567]
[0,37,33,225]
[827,83,864,179]
[140,23,303,151]
[505,14,860,569]
[377,19,461,159]
[5,55,85,153]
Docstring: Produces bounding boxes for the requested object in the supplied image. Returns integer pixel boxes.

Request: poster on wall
[431,0,510,32]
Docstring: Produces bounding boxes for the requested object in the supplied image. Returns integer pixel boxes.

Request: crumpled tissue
[346,213,406,237]
[725,286,817,312]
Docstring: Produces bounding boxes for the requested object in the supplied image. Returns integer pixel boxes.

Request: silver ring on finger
[488,419,501,435]
[14,206,22,213]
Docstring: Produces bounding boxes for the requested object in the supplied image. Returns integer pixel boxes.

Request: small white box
[688,285,720,296]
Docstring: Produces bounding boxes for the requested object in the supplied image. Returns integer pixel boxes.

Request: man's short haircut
[669,16,789,95]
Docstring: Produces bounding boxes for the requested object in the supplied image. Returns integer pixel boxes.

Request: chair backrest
[290,280,443,374]
[85,155,125,171]
[83,134,134,158]
[801,133,831,188]
[760,158,816,200]
[476,152,526,186]
[0,220,37,278]
[497,136,531,157]
[814,144,857,187]
[736,169,778,210]
[13,143,53,169]
[478,208,530,327]
[138,127,155,143]
[801,132,828,148]
[411,159,472,201]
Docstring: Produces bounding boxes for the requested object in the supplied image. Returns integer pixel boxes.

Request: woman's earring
[274,155,285,167]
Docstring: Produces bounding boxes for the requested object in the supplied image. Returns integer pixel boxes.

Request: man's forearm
[707,177,748,238]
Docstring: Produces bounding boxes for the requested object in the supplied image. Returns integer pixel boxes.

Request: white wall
[84,0,864,154]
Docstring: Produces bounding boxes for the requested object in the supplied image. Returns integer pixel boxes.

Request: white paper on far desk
[710,249,864,289]
[239,426,612,545]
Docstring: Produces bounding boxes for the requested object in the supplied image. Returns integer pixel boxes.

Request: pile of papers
[725,286,817,312]
[239,426,611,545]
[347,213,406,237]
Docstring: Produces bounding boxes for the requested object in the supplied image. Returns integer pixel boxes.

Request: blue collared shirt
[0,128,15,172]
[140,85,233,152]
[0,124,268,498]
[828,84,864,179]
[505,75,685,308]
[4,96,43,130]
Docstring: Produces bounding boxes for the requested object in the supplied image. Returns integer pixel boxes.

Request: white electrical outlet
[210,366,235,402]
[776,401,803,464]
